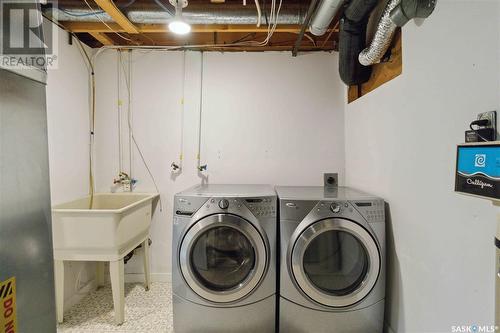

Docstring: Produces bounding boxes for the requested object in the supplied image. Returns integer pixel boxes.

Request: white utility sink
[51,192,159,325]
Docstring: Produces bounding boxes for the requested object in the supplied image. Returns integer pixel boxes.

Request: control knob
[219,199,229,209]
[330,203,341,214]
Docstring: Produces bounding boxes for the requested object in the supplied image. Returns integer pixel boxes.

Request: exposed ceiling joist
[89,32,115,45]
[63,22,337,34]
[92,0,140,34]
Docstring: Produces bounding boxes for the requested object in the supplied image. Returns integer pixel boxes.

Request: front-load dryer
[276,186,385,333]
[173,184,277,333]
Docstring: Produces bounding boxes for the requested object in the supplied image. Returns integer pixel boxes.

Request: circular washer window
[180,214,267,303]
[190,226,256,291]
[303,230,369,296]
[290,218,380,308]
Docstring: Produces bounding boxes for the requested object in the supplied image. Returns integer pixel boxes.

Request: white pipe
[254,0,262,27]
[128,50,133,189]
[179,51,186,169]
[309,0,343,36]
[196,52,206,171]
[117,52,123,173]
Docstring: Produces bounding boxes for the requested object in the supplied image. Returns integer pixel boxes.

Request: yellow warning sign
[0,277,17,333]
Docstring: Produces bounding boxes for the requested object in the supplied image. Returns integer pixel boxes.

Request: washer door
[180,214,267,303]
[291,218,380,307]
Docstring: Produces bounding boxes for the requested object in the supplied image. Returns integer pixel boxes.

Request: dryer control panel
[352,200,385,223]
[244,197,276,218]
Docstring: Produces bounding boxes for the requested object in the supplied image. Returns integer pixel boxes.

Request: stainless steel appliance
[0,65,56,332]
[276,186,386,333]
[172,184,277,333]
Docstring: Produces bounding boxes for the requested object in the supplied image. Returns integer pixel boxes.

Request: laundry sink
[52,193,159,261]
[52,192,159,324]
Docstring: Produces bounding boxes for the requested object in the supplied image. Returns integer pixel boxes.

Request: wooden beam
[185,45,333,52]
[63,22,339,34]
[93,0,139,34]
[348,29,403,103]
[89,32,115,45]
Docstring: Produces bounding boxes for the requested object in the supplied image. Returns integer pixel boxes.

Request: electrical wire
[118,52,163,211]
[179,51,186,169]
[196,52,204,171]
[470,123,491,142]
[59,0,137,17]
[117,52,123,173]
[54,0,282,51]
[74,36,96,209]
[320,20,340,48]
[49,0,282,50]
[127,51,133,183]
[321,28,336,48]
[300,32,316,46]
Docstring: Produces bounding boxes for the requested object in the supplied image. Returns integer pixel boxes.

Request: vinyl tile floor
[57,282,173,333]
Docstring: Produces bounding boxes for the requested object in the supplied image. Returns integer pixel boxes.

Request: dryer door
[179,213,267,303]
[290,218,380,308]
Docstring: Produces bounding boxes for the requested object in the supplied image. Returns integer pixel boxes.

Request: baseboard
[64,279,97,311]
[124,272,172,283]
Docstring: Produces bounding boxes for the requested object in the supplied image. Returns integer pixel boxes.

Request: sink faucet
[113,172,136,191]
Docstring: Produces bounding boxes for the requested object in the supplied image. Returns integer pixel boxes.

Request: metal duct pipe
[45,5,307,25]
[390,0,437,27]
[309,0,344,36]
[358,0,400,66]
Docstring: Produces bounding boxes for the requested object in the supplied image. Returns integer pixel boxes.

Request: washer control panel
[353,200,385,223]
[244,197,276,218]
[315,201,354,215]
[311,199,385,223]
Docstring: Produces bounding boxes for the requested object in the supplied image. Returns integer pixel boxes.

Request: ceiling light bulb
[168,20,191,35]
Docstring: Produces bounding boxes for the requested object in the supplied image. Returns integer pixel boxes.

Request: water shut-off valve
[171,162,181,171]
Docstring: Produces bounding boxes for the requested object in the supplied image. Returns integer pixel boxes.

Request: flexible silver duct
[358,0,400,66]
[309,0,344,36]
[46,7,306,25]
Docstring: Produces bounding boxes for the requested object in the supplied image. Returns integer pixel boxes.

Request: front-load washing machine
[276,186,385,333]
[173,184,277,333]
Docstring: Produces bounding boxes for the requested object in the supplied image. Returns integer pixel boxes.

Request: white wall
[46,22,96,310]
[344,1,500,332]
[93,51,345,279]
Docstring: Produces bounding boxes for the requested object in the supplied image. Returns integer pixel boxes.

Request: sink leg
[143,238,151,291]
[54,260,64,324]
[109,259,125,325]
[96,262,105,287]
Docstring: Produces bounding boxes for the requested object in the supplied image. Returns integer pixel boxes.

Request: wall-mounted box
[455,142,500,201]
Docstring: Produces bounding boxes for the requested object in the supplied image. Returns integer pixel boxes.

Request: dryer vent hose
[358,0,400,67]
[359,0,437,66]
